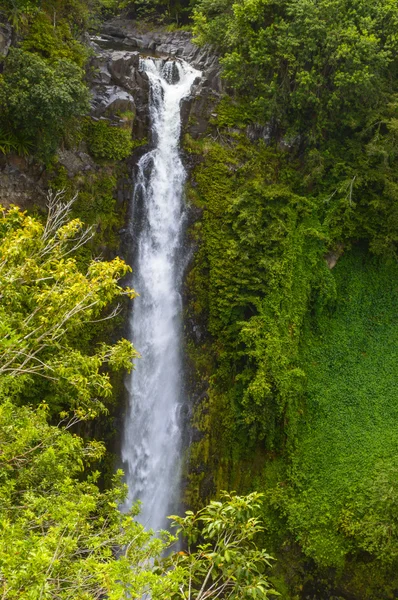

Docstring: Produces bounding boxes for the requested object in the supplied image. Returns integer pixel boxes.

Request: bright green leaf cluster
[169,492,277,599]
[0,193,137,417]
[0,400,182,599]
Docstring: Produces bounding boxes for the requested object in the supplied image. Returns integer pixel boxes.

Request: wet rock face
[88,47,150,139]
[98,18,223,94]
[91,85,135,118]
[57,149,96,178]
[0,156,46,208]
[95,19,223,139]
[100,19,219,72]
[0,23,11,61]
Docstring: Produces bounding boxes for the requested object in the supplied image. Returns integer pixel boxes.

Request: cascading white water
[121,57,201,532]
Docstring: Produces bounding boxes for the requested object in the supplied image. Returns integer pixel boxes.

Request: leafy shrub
[85,119,135,161]
[21,12,89,66]
[0,195,136,415]
[0,48,90,161]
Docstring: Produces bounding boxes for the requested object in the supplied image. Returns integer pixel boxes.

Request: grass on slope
[284,247,398,569]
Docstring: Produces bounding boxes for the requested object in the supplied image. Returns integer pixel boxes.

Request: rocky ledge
[88,47,150,139]
[0,19,221,203]
[100,18,220,77]
[90,19,222,140]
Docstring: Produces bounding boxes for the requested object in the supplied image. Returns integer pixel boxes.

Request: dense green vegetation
[0,199,276,598]
[182,0,398,597]
[0,194,136,416]
[283,249,398,567]
[0,0,92,159]
[193,0,398,142]
[113,0,194,24]
[84,118,135,161]
[1,0,398,596]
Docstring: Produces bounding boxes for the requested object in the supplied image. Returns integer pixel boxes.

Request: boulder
[91,85,136,118]
[57,149,96,177]
[108,51,140,89]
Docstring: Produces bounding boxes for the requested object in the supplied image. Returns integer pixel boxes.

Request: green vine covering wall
[184,79,398,597]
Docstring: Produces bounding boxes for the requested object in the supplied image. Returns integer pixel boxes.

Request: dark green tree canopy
[193,0,398,139]
[0,48,90,158]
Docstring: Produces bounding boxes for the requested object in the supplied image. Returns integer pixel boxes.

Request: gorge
[0,2,398,598]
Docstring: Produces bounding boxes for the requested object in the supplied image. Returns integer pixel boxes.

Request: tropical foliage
[193,0,398,141]
[0,48,89,160]
[84,118,135,161]
[170,492,277,600]
[0,192,136,416]
[0,401,176,600]
[184,0,398,596]
[0,195,276,598]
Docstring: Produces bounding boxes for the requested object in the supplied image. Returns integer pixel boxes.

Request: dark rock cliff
[0,19,220,207]
[97,19,222,138]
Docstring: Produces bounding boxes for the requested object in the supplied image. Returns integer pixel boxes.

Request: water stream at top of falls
[121,57,201,532]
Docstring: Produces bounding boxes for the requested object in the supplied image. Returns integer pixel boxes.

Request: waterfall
[121,57,201,532]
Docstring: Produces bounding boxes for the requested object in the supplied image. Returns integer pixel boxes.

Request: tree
[0,48,90,159]
[169,492,278,599]
[0,400,183,599]
[0,191,137,417]
[193,0,398,140]
[0,405,276,599]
